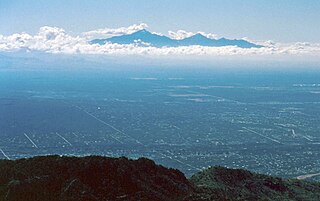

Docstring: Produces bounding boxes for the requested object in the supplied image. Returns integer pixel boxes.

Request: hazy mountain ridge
[91,29,263,48]
[0,155,319,201]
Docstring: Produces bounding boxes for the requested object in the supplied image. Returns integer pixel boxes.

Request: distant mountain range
[91,29,263,48]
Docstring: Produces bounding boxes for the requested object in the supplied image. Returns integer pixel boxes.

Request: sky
[1,0,320,43]
[0,0,320,59]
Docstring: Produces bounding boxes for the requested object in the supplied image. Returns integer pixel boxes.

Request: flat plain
[1,69,320,180]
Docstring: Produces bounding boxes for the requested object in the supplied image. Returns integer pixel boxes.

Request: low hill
[187,166,320,201]
[0,156,319,201]
[0,156,191,201]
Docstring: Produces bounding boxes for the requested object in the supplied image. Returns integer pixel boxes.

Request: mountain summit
[91,29,177,47]
[91,29,263,48]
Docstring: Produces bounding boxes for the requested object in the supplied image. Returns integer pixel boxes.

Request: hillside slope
[188,166,320,201]
[0,156,191,201]
[0,156,319,201]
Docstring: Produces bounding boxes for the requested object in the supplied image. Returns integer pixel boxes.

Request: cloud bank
[168,30,218,40]
[82,23,149,39]
[0,24,320,59]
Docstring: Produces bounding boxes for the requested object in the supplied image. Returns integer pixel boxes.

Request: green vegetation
[0,156,319,201]
[187,166,320,200]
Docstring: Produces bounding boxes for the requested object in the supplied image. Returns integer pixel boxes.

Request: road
[296,172,320,180]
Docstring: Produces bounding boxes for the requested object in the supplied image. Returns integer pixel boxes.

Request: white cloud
[0,24,319,59]
[82,23,148,39]
[199,32,219,39]
[168,30,219,40]
[0,26,89,54]
[168,30,195,40]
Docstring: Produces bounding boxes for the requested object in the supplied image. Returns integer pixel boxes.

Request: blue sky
[1,0,320,43]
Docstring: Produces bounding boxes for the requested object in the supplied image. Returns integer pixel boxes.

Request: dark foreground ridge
[0,156,319,201]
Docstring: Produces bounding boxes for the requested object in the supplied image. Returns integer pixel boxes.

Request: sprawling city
[1,69,320,181]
